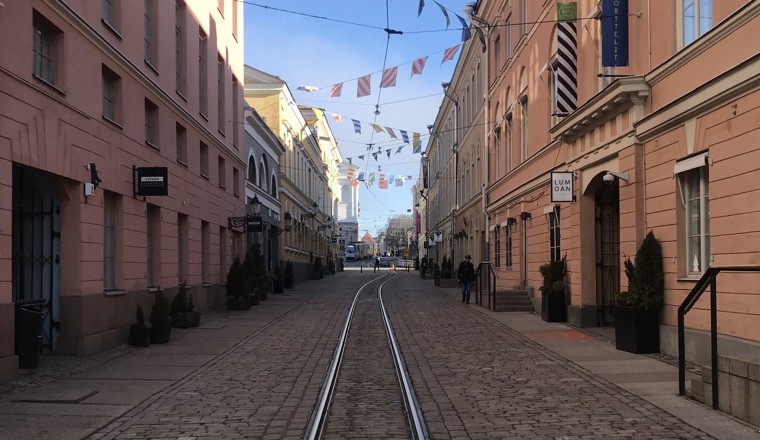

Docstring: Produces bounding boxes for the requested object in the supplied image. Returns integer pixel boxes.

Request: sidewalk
[436,284,759,440]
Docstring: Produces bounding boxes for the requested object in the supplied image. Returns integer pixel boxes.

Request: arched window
[258,162,266,190]
[341,184,350,203]
[247,156,256,182]
[270,175,277,197]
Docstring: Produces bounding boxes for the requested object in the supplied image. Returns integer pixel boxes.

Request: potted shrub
[615,231,664,354]
[539,257,567,322]
[128,304,151,347]
[244,243,267,303]
[312,256,323,279]
[150,289,171,344]
[272,263,284,294]
[171,282,200,328]
[226,256,251,310]
[284,261,295,288]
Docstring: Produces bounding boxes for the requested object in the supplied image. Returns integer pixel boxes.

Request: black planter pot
[128,324,151,347]
[172,311,200,328]
[227,296,251,311]
[258,287,267,301]
[541,290,566,322]
[150,322,171,344]
[615,306,660,353]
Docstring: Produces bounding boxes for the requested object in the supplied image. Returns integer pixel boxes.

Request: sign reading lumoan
[551,172,574,202]
[601,0,629,67]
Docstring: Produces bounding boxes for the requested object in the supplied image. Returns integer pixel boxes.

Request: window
[201,221,209,284]
[144,99,158,146]
[505,222,513,268]
[218,156,226,188]
[217,53,225,135]
[176,123,187,164]
[520,0,528,35]
[247,156,256,182]
[549,207,561,262]
[506,17,512,59]
[147,204,160,287]
[144,0,157,67]
[232,76,239,147]
[679,162,710,275]
[549,59,559,124]
[102,0,120,32]
[104,192,119,290]
[506,113,513,171]
[199,28,208,116]
[494,36,501,71]
[200,142,209,177]
[33,12,62,86]
[219,226,227,283]
[175,0,186,95]
[232,167,239,196]
[682,0,712,47]
[178,214,188,284]
[494,226,501,268]
[270,175,277,198]
[519,95,528,163]
[102,65,120,122]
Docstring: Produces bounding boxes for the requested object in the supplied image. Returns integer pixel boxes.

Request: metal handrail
[677,265,760,410]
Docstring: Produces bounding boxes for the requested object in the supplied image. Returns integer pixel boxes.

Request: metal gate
[595,183,619,325]
[12,165,60,353]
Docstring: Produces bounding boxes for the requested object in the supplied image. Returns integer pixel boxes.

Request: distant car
[378,257,398,267]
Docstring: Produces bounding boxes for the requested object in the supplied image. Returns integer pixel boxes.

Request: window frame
[549,207,561,262]
[505,222,513,269]
[101,0,120,34]
[200,141,209,178]
[678,163,710,276]
[199,28,208,117]
[519,95,528,163]
[217,53,225,135]
[144,98,158,147]
[144,0,158,68]
[33,13,61,87]
[494,226,501,268]
[680,0,713,48]
[175,0,186,96]
[102,65,121,123]
[176,123,187,164]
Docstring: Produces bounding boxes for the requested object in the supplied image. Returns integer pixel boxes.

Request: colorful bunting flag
[380,67,398,88]
[332,114,342,122]
[386,127,397,139]
[368,173,376,184]
[352,119,362,134]
[330,83,343,98]
[358,155,365,161]
[388,175,395,185]
[357,75,371,97]
[297,85,319,92]
[372,152,379,161]
[400,130,410,143]
[358,171,366,181]
[455,13,471,42]
[386,149,392,158]
[346,168,355,180]
[434,1,450,28]
[411,57,428,78]
[396,146,404,154]
[442,44,461,64]
[418,0,425,16]
[379,177,388,189]
[370,124,384,133]
[351,180,359,188]
[413,132,422,153]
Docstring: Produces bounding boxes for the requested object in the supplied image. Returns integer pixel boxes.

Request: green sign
[557,2,577,22]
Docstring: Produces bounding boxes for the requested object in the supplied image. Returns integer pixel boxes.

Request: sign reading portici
[551,172,573,202]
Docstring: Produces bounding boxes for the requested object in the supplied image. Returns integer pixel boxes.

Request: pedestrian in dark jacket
[457,255,476,303]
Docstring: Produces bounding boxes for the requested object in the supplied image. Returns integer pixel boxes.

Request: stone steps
[689,353,760,426]
[493,290,533,312]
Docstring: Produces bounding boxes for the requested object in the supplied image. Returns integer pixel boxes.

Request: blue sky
[243,1,466,236]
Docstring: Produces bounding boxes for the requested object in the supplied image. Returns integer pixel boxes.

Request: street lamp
[250,195,262,244]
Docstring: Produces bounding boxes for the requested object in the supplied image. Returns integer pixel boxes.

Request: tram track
[305,272,428,440]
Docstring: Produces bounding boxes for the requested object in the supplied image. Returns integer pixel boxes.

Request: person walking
[374,256,380,273]
[457,255,476,304]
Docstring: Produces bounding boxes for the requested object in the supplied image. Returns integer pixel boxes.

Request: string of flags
[345,170,414,190]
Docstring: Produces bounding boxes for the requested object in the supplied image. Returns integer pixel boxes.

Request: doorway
[595,181,620,325]
[12,165,61,353]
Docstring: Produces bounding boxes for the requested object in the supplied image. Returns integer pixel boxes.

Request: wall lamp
[270,212,293,237]
[317,224,332,231]
[603,171,630,184]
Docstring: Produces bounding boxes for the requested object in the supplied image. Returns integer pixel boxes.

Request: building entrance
[595,181,620,325]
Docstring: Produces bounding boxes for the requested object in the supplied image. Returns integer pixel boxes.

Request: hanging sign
[135,167,168,196]
[433,230,443,243]
[601,0,629,67]
[247,216,263,232]
[551,172,574,202]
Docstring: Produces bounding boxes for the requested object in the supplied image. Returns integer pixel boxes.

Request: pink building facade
[0,0,245,383]
[475,0,759,364]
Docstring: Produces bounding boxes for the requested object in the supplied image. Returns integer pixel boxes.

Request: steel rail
[305,272,428,440]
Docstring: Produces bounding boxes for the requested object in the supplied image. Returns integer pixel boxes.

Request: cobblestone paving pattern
[384,273,714,440]
[89,278,370,440]
[323,288,410,439]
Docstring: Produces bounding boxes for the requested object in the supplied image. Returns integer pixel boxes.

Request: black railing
[677,265,760,410]
[475,262,496,309]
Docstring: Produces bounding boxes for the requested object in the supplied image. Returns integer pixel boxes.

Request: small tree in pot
[226,256,251,310]
[272,263,284,293]
[539,256,567,322]
[171,282,200,328]
[312,256,323,279]
[283,261,295,288]
[615,231,664,353]
[128,304,151,347]
[150,290,171,344]
[244,243,267,303]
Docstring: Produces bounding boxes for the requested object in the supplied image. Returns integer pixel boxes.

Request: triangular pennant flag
[411,56,428,78]
[418,0,425,16]
[370,124,384,133]
[407,175,413,180]
[386,149,392,159]
[351,180,359,188]
[385,127,397,139]
[380,179,388,189]
[372,152,379,161]
[380,66,398,88]
[348,158,353,164]
[388,175,395,185]
[366,180,372,189]
[434,1,450,28]
[400,130,410,143]
[330,83,343,98]
[396,146,404,154]
[455,13,471,42]
[442,44,461,64]
[352,119,362,134]
[312,108,324,121]
[332,113,342,122]
[297,85,319,92]
[358,155,365,161]
[413,132,422,154]
[357,74,371,97]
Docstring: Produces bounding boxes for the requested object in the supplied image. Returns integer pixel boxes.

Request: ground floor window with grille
[493,226,501,268]
[549,207,561,262]
[505,222,513,268]
[676,154,710,275]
